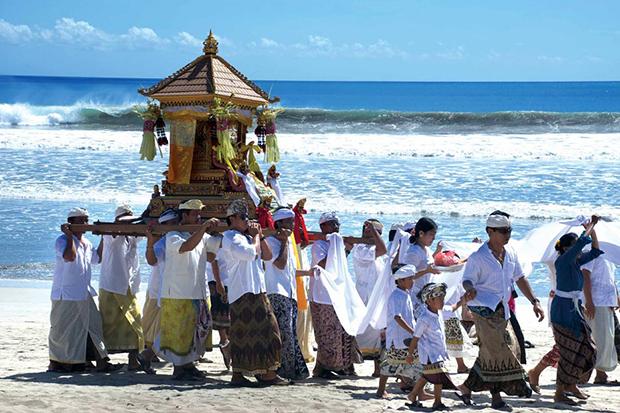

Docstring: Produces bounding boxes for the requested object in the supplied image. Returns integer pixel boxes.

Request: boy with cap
[48,208,120,373]
[407,282,462,410]
[376,264,425,398]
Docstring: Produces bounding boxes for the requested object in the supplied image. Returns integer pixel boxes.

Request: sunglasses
[235,213,249,221]
[493,227,512,234]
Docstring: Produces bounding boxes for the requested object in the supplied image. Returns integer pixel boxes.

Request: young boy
[376,265,427,398]
[407,282,465,410]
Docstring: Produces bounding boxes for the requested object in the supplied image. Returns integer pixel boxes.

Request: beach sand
[1,288,619,413]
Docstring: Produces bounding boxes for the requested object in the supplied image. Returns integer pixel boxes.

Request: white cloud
[435,45,465,60]
[308,35,332,48]
[121,26,168,47]
[537,55,564,63]
[0,18,34,43]
[54,17,110,44]
[0,17,197,50]
[260,37,280,48]
[258,35,408,59]
[175,31,202,47]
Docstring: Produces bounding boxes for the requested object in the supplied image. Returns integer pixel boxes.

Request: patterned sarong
[445,317,469,358]
[463,305,531,396]
[541,344,560,368]
[99,288,144,352]
[553,323,596,386]
[158,298,211,365]
[142,297,161,347]
[379,345,422,380]
[230,292,282,375]
[310,301,363,372]
[207,281,230,330]
[268,294,309,380]
[423,361,457,389]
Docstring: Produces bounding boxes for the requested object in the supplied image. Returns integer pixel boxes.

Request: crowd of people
[48,202,620,410]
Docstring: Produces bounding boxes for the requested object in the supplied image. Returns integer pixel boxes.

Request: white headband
[403,221,416,232]
[486,214,511,228]
[68,207,88,219]
[115,204,133,218]
[319,211,339,225]
[393,264,417,280]
[273,208,295,222]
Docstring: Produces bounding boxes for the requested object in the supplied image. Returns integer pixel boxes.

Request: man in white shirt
[310,211,363,379]
[264,207,309,380]
[139,208,179,374]
[459,211,544,409]
[98,204,143,370]
[221,199,285,386]
[351,219,387,376]
[583,255,620,384]
[48,208,120,373]
[155,199,220,381]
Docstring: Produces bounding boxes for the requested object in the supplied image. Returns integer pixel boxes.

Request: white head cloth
[68,207,88,218]
[115,204,133,218]
[390,223,404,232]
[403,221,416,232]
[319,211,339,225]
[273,208,295,222]
[486,214,511,228]
[158,209,179,223]
[393,264,417,280]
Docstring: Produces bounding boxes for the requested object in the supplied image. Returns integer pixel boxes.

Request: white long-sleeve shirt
[462,242,525,320]
[220,230,266,304]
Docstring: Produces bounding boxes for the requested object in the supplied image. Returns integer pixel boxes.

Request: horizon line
[1,74,619,83]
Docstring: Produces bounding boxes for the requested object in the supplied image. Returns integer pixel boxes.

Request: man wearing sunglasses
[458,211,544,409]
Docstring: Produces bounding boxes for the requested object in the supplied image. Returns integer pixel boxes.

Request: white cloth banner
[315,234,482,335]
[315,233,368,336]
[513,217,620,278]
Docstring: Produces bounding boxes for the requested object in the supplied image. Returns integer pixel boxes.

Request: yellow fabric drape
[168,120,196,184]
[240,142,263,176]
[291,232,308,311]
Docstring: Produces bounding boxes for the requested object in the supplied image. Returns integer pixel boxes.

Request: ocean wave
[0,102,142,128]
[1,102,619,134]
[2,128,620,162]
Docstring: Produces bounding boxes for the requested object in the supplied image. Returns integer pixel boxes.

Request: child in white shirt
[407,282,467,410]
[376,265,428,399]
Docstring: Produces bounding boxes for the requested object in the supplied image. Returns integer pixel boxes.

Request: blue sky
[0,0,618,81]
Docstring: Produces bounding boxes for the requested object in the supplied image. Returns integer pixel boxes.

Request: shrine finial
[203,30,219,55]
